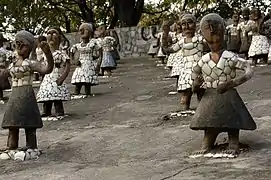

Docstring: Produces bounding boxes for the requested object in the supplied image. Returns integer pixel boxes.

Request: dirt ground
[0,58,270,180]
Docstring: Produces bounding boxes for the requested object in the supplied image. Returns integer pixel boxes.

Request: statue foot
[0,147,17,152]
[223,149,240,156]
[189,149,210,158]
[193,149,210,155]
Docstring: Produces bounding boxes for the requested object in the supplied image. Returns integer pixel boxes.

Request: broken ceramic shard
[14,151,26,161]
[71,95,87,100]
[0,153,10,160]
[0,149,42,161]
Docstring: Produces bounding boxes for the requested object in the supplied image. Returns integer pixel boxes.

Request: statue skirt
[2,85,43,129]
[190,88,256,131]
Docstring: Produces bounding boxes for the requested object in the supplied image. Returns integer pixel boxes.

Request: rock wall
[65,26,158,58]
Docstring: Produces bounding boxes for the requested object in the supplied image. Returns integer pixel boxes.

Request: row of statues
[144,11,260,157]
[0,23,120,160]
[0,9,267,160]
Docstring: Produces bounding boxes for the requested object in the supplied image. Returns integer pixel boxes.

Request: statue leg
[180,89,192,110]
[42,101,52,117]
[85,84,91,96]
[196,88,205,102]
[161,57,165,64]
[107,69,112,77]
[74,83,82,95]
[225,129,240,155]
[7,128,19,150]
[245,52,248,60]
[25,128,37,149]
[54,100,65,116]
[252,57,257,66]
[175,77,178,89]
[263,54,268,64]
[35,73,40,81]
[194,128,220,154]
[0,90,3,100]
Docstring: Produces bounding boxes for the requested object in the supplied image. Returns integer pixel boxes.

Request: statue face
[176,22,182,33]
[181,17,196,38]
[15,40,31,58]
[151,26,157,33]
[79,26,91,39]
[233,14,239,24]
[47,29,60,48]
[242,10,250,20]
[162,25,170,34]
[251,9,260,20]
[201,21,224,52]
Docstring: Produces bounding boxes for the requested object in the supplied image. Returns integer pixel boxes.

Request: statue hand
[217,80,234,94]
[56,78,64,86]
[76,61,81,67]
[39,42,51,54]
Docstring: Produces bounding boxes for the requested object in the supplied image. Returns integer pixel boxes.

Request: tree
[110,0,145,28]
[139,0,269,26]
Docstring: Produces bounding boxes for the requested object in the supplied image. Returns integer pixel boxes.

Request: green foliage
[0,0,269,37]
[0,0,113,35]
[140,0,269,26]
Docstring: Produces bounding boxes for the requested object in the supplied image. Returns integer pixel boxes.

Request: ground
[0,58,271,180]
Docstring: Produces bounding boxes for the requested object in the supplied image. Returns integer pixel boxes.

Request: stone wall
[65,26,157,58]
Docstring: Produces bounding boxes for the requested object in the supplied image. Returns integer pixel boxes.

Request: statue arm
[191,61,204,92]
[31,42,54,74]
[56,57,71,86]
[217,57,253,94]
[141,27,151,41]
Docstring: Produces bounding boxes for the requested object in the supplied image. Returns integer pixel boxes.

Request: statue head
[242,7,250,21]
[180,14,196,38]
[15,30,34,59]
[161,21,170,34]
[232,10,240,25]
[0,33,6,47]
[151,26,157,34]
[79,23,94,39]
[36,35,46,47]
[46,28,62,49]
[251,8,261,21]
[200,13,225,52]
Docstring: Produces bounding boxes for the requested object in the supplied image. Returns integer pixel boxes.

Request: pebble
[0,153,10,160]
[168,91,178,95]
[0,149,42,161]
[25,152,30,160]
[14,151,25,161]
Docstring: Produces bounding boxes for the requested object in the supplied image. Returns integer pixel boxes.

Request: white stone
[168,91,178,95]
[14,151,25,161]
[203,153,213,158]
[0,153,10,160]
[8,150,17,158]
[213,153,223,158]
[210,71,219,80]
[224,66,232,75]
[189,154,203,159]
[212,81,218,88]
[27,149,34,153]
[219,75,227,81]
[24,152,31,160]
[42,117,48,121]
[34,149,42,156]
[202,64,212,75]
[30,151,39,159]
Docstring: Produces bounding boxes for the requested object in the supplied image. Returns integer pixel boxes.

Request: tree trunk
[112,0,144,27]
[77,0,94,23]
[64,15,71,33]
